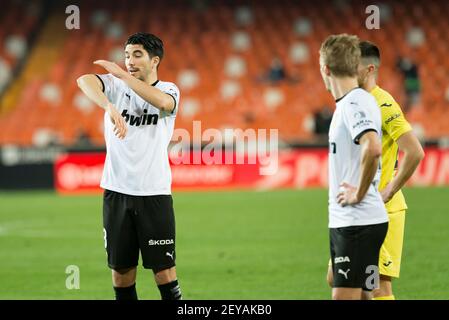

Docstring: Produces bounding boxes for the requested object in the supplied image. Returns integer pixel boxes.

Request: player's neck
[330,77,359,101]
[145,73,158,85]
[364,78,377,92]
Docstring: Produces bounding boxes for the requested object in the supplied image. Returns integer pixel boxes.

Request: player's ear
[152,56,160,69]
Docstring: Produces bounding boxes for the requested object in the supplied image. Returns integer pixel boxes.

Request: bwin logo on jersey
[334,256,350,264]
[121,109,158,126]
[148,239,174,246]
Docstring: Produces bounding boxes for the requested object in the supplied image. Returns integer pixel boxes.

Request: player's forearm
[356,146,380,201]
[388,132,425,195]
[76,74,109,109]
[356,133,382,201]
[389,149,424,195]
[122,74,174,112]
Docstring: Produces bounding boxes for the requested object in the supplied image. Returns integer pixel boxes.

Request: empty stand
[0,0,448,146]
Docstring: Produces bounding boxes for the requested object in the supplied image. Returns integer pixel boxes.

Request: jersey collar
[335,87,360,103]
[151,80,159,86]
[370,85,381,95]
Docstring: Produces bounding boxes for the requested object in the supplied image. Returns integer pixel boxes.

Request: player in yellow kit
[326,40,425,300]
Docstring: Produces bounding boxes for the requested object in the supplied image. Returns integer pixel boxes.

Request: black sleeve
[95,74,105,92]
[166,93,177,114]
[353,129,377,145]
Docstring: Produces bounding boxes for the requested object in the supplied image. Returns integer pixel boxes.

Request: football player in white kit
[77,33,181,300]
[319,34,388,300]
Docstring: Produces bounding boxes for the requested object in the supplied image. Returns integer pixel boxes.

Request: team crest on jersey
[353,111,366,119]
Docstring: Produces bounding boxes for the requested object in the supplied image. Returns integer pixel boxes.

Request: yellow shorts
[378,210,406,278]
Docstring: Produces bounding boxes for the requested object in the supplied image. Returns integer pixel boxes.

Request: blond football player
[327,40,424,300]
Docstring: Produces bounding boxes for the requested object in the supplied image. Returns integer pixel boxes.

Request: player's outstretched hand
[94,60,128,79]
[337,182,359,207]
[106,102,127,139]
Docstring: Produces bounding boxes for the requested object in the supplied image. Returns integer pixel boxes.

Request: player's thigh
[357,222,388,289]
[329,226,360,288]
[136,194,176,272]
[330,223,388,289]
[379,210,406,277]
[103,190,139,269]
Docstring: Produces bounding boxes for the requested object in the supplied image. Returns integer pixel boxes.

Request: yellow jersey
[370,86,412,213]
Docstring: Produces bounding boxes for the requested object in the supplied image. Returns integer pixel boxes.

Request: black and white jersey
[328,88,388,228]
[96,73,180,196]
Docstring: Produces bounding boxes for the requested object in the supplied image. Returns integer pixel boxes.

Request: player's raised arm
[124,74,175,113]
[94,60,175,113]
[337,131,381,206]
[76,74,109,109]
[76,74,127,139]
[380,131,425,202]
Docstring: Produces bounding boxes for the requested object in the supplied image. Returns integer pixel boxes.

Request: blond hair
[320,34,361,77]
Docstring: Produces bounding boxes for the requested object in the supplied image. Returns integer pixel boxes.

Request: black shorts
[103,189,176,273]
[330,222,388,290]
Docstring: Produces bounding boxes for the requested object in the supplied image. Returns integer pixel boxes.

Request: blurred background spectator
[267,57,287,83]
[313,105,333,139]
[259,57,301,85]
[396,56,421,112]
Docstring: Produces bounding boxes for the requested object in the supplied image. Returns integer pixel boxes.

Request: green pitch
[0,187,448,299]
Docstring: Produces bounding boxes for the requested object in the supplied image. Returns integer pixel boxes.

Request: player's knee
[332,289,360,300]
[113,267,135,275]
[332,291,342,300]
[373,275,393,297]
[112,267,136,287]
[154,267,176,285]
[362,290,373,300]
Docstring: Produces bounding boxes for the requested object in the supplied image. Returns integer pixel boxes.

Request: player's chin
[130,73,145,81]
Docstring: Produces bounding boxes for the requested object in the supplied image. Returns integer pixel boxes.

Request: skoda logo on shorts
[148,239,174,246]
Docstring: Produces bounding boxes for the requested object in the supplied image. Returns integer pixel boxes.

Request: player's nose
[127,56,136,66]
[127,61,135,70]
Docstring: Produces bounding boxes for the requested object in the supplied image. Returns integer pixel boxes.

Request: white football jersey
[96,73,180,196]
[328,88,388,228]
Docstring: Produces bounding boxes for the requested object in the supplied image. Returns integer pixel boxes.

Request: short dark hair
[359,41,380,66]
[125,32,164,61]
